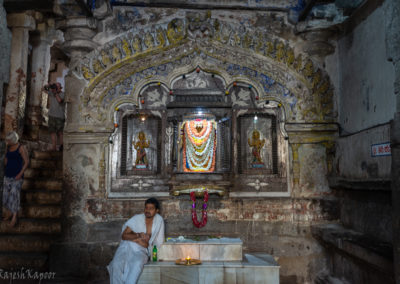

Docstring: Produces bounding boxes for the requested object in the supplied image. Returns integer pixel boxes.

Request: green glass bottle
[152,245,157,262]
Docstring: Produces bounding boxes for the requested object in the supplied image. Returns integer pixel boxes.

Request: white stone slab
[159,244,200,261]
[160,237,243,261]
[161,266,199,284]
[137,266,160,284]
[198,267,224,284]
[199,244,242,261]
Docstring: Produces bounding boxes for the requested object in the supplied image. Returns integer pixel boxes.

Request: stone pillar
[4,13,35,136]
[56,17,97,127]
[285,123,338,198]
[26,20,63,140]
[0,0,11,199]
[0,0,11,130]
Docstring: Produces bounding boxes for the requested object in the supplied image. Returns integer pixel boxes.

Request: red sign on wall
[371,142,391,157]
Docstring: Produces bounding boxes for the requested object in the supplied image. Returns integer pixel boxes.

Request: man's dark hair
[145,198,160,210]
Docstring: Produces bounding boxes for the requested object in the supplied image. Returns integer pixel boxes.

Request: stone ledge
[328,177,391,191]
[311,223,393,274]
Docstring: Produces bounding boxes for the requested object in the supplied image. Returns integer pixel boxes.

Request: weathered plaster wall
[336,2,395,134]
[325,2,394,181]
[384,0,400,280]
[319,1,396,283]
[335,124,391,180]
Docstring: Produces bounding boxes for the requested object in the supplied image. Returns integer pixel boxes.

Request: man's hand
[135,233,150,248]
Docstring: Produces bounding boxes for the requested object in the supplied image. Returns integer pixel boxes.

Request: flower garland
[182,119,217,172]
[186,120,212,146]
[190,190,209,228]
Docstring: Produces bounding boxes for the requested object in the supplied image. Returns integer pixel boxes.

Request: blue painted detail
[289,0,306,11]
[101,56,298,112]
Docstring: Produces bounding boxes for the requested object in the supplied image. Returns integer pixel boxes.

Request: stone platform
[139,253,279,284]
[159,237,243,261]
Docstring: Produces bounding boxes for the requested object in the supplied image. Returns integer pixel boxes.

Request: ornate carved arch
[74,16,335,131]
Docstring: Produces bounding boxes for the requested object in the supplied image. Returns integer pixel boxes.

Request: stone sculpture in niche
[134,131,150,169]
[248,129,266,168]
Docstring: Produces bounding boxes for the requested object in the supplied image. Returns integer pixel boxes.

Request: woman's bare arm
[15,145,29,180]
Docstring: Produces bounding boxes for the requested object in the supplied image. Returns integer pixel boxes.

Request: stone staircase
[0,151,62,270]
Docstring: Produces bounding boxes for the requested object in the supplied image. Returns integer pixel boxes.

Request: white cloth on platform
[107,213,165,284]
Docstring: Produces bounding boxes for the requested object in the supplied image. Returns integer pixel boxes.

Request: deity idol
[248,129,265,167]
[182,119,217,172]
[134,131,150,168]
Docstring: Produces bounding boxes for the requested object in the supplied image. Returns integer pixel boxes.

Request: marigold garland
[182,119,217,172]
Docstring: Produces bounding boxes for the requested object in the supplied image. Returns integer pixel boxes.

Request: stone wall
[0,0,11,187]
[325,0,395,182]
[320,1,396,282]
[52,197,338,283]
[52,6,340,284]
[385,0,400,281]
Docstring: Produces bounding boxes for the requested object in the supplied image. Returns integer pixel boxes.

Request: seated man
[108,198,165,284]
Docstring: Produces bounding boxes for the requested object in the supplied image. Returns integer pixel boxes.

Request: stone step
[0,252,48,270]
[32,150,62,160]
[24,168,63,179]
[20,205,62,219]
[22,191,62,205]
[0,235,56,253]
[30,159,62,170]
[0,219,61,235]
[22,179,62,191]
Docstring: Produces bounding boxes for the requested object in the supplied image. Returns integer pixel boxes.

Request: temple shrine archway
[63,14,337,201]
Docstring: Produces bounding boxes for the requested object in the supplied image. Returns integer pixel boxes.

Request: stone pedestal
[4,13,35,135]
[159,237,243,262]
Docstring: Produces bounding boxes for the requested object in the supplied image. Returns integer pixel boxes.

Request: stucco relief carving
[74,14,335,129]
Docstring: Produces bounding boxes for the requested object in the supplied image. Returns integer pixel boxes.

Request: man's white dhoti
[107,213,165,284]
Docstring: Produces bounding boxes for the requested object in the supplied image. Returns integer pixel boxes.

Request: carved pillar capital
[7,12,35,30]
[56,16,98,68]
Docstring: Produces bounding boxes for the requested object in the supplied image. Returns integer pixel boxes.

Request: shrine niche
[119,113,161,176]
[104,66,289,197]
[68,8,340,199]
[238,113,277,174]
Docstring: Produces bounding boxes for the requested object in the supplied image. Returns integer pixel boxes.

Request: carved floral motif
[77,15,335,126]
